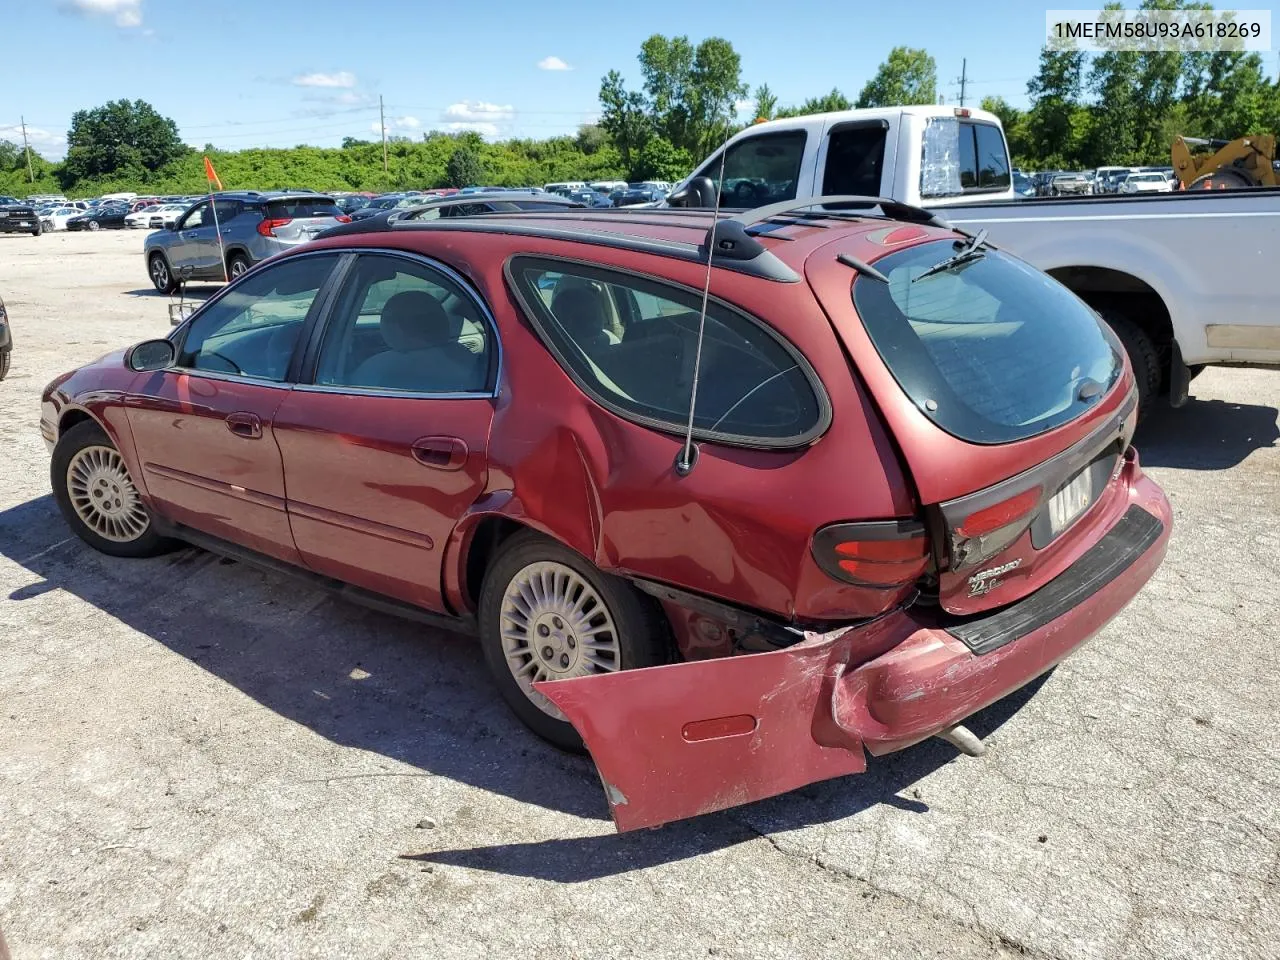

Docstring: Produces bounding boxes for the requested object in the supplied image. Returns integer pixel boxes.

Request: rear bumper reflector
[946,505,1164,656]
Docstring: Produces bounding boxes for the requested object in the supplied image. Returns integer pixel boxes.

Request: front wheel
[87,220,100,231]
[51,420,173,558]
[0,349,9,380]
[478,532,671,751]
[149,253,176,294]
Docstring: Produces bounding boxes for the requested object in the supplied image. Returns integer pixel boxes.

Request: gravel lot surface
[1,230,1277,960]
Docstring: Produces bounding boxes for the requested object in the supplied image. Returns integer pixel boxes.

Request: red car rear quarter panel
[426,229,917,621]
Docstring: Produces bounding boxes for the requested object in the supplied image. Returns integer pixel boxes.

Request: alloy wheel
[65,445,150,543]
[499,560,621,718]
[151,257,169,291]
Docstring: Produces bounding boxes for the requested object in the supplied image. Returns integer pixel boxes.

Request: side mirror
[126,339,176,372]
[666,176,717,208]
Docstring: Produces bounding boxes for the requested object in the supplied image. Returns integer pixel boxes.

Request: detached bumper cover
[538,473,1171,832]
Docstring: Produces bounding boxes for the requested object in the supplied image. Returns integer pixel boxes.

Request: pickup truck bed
[938,188,1280,410]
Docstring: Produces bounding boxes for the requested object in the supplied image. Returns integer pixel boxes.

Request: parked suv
[143,192,349,293]
[44,199,1170,831]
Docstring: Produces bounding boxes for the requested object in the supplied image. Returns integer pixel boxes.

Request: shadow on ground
[1135,393,1278,469]
[1,493,1046,880]
[123,284,220,302]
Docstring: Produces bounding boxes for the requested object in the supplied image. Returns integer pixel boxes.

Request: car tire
[33,221,43,236]
[226,253,251,280]
[477,530,672,751]
[149,253,177,294]
[0,349,9,381]
[88,220,100,231]
[51,420,173,559]
[1103,312,1160,421]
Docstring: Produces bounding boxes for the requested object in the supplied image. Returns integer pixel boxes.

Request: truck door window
[921,119,1010,197]
[703,130,807,207]
[822,124,888,196]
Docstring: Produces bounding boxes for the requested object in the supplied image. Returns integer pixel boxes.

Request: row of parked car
[29,195,210,232]
[1022,167,1178,197]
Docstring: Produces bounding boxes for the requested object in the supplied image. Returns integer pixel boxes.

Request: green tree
[687,37,749,154]
[575,123,608,154]
[632,135,692,181]
[1025,46,1086,167]
[599,69,653,171]
[752,84,778,122]
[60,99,187,188]
[777,88,854,118]
[445,147,483,187]
[855,47,937,108]
[639,34,696,149]
[980,96,1031,163]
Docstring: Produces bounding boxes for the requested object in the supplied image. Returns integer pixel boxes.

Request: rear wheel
[1104,313,1160,420]
[51,420,172,558]
[227,253,250,280]
[478,531,671,751]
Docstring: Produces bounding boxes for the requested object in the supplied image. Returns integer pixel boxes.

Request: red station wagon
[41,199,1171,831]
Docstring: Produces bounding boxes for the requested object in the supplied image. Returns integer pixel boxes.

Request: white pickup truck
[665,105,1280,415]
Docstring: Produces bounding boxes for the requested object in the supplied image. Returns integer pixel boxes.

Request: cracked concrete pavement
[1,230,1278,959]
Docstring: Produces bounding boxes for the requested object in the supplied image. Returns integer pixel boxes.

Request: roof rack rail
[729,195,952,230]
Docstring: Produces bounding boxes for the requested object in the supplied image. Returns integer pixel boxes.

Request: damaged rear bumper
[538,472,1171,832]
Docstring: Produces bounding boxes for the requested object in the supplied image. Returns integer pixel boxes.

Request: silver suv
[143,191,348,293]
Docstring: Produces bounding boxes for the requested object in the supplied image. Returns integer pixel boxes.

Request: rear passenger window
[508,258,829,447]
[313,254,492,394]
[822,124,888,196]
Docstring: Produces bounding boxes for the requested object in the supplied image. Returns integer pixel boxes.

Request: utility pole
[957,59,968,108]
[20,116,34,183]
[379,95,388,174]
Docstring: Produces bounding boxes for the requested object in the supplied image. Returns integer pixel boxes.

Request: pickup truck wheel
[31,221,42,237]
[51,420,173,558]
[1104,313,1160,420]
[478,531,671,751]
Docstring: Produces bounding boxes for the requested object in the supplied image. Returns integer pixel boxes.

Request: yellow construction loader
[1171,135,1278,189]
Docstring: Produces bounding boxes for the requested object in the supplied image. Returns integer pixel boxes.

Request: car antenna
[674,141,729,478]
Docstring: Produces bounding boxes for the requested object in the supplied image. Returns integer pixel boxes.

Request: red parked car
[40,200,1171,831]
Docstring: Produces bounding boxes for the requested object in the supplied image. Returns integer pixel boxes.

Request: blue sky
[5,0,1272,158]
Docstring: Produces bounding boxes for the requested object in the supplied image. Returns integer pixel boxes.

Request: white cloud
[733,99,754,115]
[0,124,67,159]
[59,0,143,28]
[292,71,356,89]
[395,116,420,129]
[443,101,515,123]
[444,122,500,138]
[537,56,572,71]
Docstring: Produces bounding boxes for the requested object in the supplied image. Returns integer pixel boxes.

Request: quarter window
[313,254,492,394]
[508,258,828,447]
[176,254,338,381]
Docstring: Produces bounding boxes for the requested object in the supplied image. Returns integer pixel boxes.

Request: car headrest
[380,291,456,351]
[550,285,612,346]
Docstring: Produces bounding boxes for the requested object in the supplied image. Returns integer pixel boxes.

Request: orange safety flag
[203,155,223,191]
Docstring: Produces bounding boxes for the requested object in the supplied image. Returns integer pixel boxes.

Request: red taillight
[813,520,930,588]
[957,487,1041,538]
[335,214,352,223]
[951,486,1043,568]
[257,217,292,237]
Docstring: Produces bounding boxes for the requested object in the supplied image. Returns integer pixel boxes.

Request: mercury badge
[968,559,1022,597]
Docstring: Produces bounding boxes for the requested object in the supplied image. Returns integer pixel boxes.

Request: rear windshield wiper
[913,229,988,283]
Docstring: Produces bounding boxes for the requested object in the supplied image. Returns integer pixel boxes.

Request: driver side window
[178,202,207,230]
[699,130,807,207]
[177,254,338,381]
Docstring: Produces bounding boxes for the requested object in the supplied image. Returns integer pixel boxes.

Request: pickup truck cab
[668,105,1280,414]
